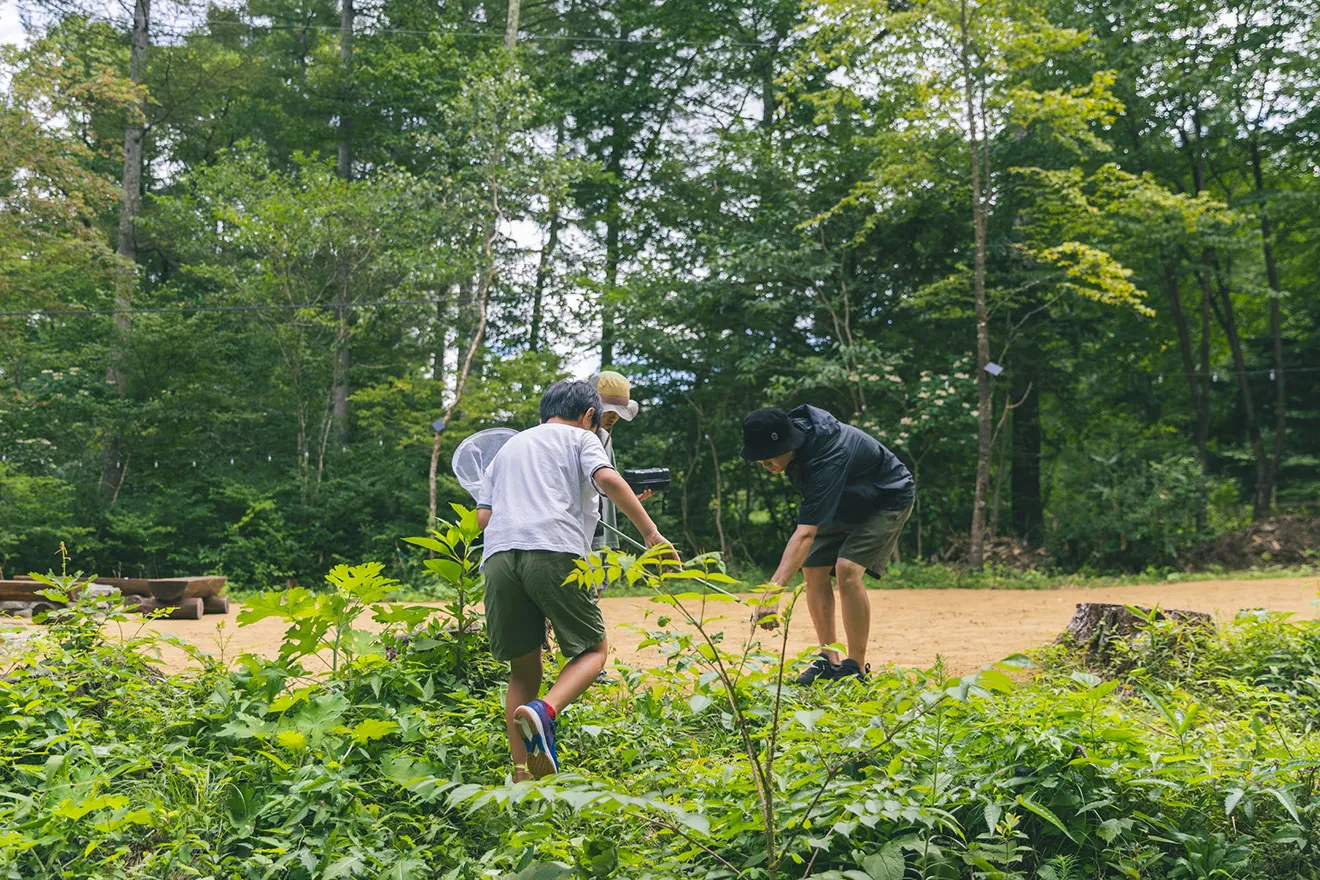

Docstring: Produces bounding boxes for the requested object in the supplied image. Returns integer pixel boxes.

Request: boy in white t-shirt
[476,379,672,780]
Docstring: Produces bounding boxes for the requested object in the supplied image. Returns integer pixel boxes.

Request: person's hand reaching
[644,530,680,563]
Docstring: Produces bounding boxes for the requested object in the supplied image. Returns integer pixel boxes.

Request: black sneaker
[796,654,840,686]
[836,658,870,681]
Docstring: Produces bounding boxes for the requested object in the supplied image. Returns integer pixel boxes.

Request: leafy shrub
[5,518,1320,879]
[0,463,93,578]
[1047,451,1210,571]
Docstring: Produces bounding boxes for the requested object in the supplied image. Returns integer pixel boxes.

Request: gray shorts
[804,504,913,577]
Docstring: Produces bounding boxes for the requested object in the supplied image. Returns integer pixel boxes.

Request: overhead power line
[44,15,791,50]
[221,20,784,49]
[0,297,481,319]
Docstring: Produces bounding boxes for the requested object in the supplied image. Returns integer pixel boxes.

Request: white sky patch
[0,1,22,47]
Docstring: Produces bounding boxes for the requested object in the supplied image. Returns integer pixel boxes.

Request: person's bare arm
[752,523,818,629]
[477,508,492,530]
[770,523,819,587]
[595,468,668,547]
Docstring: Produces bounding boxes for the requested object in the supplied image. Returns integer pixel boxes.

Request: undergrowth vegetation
[3,513,1319,879]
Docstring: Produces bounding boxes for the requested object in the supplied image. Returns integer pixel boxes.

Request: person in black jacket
[740,405,914,684]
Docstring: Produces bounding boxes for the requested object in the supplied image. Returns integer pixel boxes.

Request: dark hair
[540,379,602,429]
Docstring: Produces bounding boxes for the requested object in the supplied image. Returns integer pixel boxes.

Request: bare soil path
[58,574,1318,676]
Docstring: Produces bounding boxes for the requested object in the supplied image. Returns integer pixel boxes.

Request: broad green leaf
[275,730,308,751]
[342,718,400,744]
[424,558,464,584]
[975,669,1015,693]
[403,536,448,554]
[862,843,905,880]
[1097,727,1136,743]
[501,863,572,880]
[237,587,314,625]
[324,852,367,879]
[1097,818,1124,843]
[794,709,825,731]
[1069,671,1102,688]
[1017,795,1076,842]
[672,809,710,836]
[218,714,275,740]
[1268,788,1301,824]
[371,604,435,627]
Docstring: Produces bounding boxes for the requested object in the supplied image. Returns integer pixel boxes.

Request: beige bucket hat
[590,370,639,421]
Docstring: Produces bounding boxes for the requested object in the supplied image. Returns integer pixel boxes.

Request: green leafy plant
[404,503,485,668]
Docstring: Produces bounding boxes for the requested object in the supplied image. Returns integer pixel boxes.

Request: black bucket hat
[740,407,806,461]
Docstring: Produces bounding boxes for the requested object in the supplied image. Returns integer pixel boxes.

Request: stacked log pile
[0,576,229,621]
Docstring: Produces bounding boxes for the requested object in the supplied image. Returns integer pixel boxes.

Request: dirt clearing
[26,574,1312,677]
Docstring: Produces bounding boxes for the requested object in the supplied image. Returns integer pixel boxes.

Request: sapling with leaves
[405,503,486,668]
[238,561,434,675]
[556,544,954,880]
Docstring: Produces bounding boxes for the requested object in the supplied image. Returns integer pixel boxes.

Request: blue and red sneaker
[513,699,559,778]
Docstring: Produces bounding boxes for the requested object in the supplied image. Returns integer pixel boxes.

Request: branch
[787,695,947,866]
[989,381,1033,452]
[624,809,743,877]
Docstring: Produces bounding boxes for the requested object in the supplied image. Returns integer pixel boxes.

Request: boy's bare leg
[803,565,840,665]
[835,558,870,667]
[544,639,608,710]
[507,649,544,781]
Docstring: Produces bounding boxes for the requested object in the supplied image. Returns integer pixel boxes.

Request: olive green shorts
[483,549,606,662]
[804,503,913,577]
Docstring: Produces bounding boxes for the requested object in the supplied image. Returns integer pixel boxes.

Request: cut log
[127,596,204,621]
[89,577,151,596]
[1061,603,1211,659]
[202,594,230,615]
[0,580,60,602]
[148,577,227,602]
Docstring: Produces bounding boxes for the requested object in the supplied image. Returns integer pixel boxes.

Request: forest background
[1,0,1317,590]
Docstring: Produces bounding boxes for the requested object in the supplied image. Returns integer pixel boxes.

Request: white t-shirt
[477,423,614,560]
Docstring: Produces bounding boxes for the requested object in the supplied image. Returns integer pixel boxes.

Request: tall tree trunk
[101,0,150,501]
[1250,134,1285,508]
[432,292,447,386]
[706,431,728,559]
[989,404,1009,540]
[530,208,560,352]
[1187,129,1213,477]
[1196,265,1212,472]
[1163,261,1204,461]
[332,0,354,444]
[961,0,992,568]
[1010,371,1042,546]
[429,227,495,524]
[504,0,520,49]
[912,458,923,560]
[530,123,564,353]
[1212,263,1270,519]
[601,200,619,369]
[600,39,626,370]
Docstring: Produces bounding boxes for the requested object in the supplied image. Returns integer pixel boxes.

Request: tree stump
[1061,603,1211,660]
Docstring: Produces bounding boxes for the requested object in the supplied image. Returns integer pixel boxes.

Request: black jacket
[785,405,915,526]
